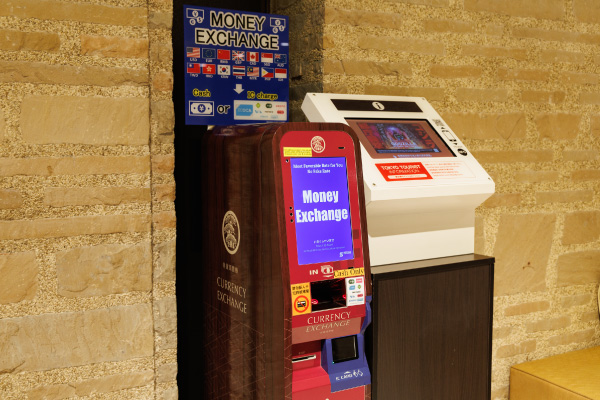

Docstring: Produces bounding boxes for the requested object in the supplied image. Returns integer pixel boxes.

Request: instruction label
[334,268,365,279]
[376,161,476,181]
[183,6,289,125]
[345,276,365,306]
[421,161,475,179]
[291,283,311,316]
[375,162,433,182]
[284,147,312,157]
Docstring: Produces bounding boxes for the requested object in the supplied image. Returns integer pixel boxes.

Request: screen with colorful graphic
[290,157,354,265]
[346,119,455,159]
[183,6,289,125]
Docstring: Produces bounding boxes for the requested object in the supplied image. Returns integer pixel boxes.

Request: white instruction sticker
[345,276,365,307]
[422,161,475,179]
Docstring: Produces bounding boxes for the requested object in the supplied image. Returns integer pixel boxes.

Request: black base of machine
[367,254,494,400]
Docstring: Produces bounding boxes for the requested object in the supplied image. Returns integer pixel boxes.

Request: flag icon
[261,53,273,63]
[233,51,245,61]
[275,53,287,63]
[202,64,216,75]
[218,65,231,75]
[233,66,245,76]
[261,67,274,78]
[187,47,200,58]
[187,63,200,74]
[202,48,216,59]
[275,68,287,79]
[247,66,259,77]
[247,51,259,62]
[217,49,230,60]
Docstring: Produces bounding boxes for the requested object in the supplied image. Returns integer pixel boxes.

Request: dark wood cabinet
[367,254,494,400]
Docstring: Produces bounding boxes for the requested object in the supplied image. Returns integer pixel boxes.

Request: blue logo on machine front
[236,104,253,116]
[335,369,364,381]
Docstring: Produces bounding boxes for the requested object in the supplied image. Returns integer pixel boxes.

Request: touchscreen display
[290,157,354,265]
[346,119,455,159]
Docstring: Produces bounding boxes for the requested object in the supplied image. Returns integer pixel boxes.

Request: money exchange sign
[183,6,289,125]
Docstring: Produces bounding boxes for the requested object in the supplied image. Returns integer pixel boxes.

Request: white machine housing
[302,93,494,266]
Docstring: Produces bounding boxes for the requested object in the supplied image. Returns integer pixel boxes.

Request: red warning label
[294,295,309,314]
[375,162,433,182]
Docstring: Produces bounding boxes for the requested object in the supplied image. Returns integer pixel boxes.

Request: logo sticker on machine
[311,136,325,153]
[375,162,433,182]
[345,277,365,306]
[222,210,240,254]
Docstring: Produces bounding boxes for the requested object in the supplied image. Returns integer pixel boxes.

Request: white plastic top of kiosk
[302,93,494,266]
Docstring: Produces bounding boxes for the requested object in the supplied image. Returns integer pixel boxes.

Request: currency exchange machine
[199,122,372,399]
[303,94,496,399]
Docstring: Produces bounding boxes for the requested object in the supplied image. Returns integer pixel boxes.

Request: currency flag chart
[183,5,289,125]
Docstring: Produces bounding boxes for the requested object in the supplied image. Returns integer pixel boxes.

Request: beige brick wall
[3,0,598,398]
[276,0,600,398]
[276,0,325,120]
[0,0,175,399]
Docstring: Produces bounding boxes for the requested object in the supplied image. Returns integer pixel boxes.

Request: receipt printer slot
[332,335,358,364]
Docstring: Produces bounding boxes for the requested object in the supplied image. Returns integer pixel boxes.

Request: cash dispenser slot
[310,279,346,312]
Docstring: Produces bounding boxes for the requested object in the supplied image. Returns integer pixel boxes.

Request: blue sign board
[183,6,289,125]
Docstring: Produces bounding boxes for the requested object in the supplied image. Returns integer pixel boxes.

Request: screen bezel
[345,118,456,159]
[289,156,355,266]
[279,129,365,284]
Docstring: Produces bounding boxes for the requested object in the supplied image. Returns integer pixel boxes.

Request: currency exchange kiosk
[303,94,496,399]
[198,122,372,399]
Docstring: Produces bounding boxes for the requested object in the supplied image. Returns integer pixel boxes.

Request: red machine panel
[274,127,372,399]
[278,130,368,343]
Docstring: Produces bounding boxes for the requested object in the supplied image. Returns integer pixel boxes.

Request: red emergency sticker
[375,162,433,182]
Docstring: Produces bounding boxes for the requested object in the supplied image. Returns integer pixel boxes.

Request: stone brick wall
[3,0,599,398]
[0,0,176,399]
[275,0,325,120]
[275,0,600,398]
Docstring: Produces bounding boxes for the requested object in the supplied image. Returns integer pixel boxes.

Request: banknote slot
[292,354,317,363]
